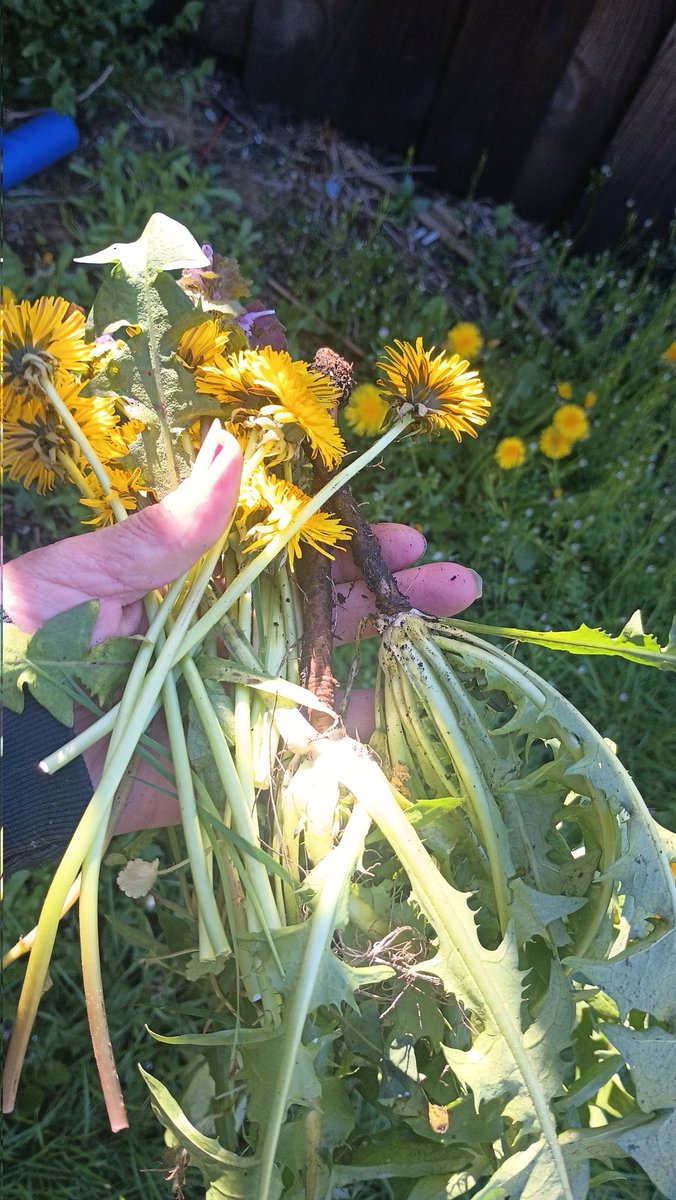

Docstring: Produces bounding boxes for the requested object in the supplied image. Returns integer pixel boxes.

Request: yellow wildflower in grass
[242,471,351,570]
[495,436,526,470]
[553,403,590,443]
[3,377,122,495]
[376,338,490,440]
[446,322,483,360]
[556,382,573,400]
[177,319,235,369]
[343,383,388,437]
[662,341,676,364]
[2,296,94,421]
[196,347,345,468]
[79,466,144,526]
[583,391,597,409]
[539,425,573,460]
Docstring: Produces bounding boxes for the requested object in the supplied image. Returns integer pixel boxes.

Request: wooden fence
[195,0,676,247]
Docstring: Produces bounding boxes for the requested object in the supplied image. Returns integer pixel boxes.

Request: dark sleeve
[2,696,92,875]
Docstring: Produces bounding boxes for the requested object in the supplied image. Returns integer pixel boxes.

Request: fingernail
[467,568,483,598]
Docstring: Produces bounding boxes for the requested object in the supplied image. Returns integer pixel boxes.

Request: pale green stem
[28,362,127,522]
[391,629,512,933]
[56,449,97,498]
[3,527,231,1112]
[181,655,281,932]
[162,670,230,958]
[257,803,372,1200]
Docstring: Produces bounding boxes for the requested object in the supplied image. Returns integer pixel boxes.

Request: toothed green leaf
[450,611,676,672]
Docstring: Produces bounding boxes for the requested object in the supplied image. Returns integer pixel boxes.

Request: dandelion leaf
[76,212,210,275]
[1,602,97,723]
[602,1024,676,1111]
[471,1138,589,1200]
[507,879,587,946]
[452,612,675,672]
[139,1066,282,1199]
[616,1108,676,1200]
[567,927,676,1022]
[84,221,222,496]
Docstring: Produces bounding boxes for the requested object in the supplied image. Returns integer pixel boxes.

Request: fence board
[575,18,676,246]
[333,1,466,148]
[513,0,676,223]
[244,0,369,116]
[420,0,594,197]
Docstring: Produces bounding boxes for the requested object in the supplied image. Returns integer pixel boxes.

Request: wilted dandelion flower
[3,378,120,494]
[556,382,573,400]
[495,436,526,469]
[539,425,573,460]
[343,383,388,437]
[177,319,236,368]
[553,404,589,443]
[377,338,490,440]
[2,297,94,421]
[662,341,676,364]
[243,472,351,570]
[79,465,144,526]
[446,322,483,360]
[583,391,597,409]
[196,347,345,468]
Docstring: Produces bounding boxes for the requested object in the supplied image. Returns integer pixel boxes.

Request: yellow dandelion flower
[583,391,597,409]
[662,341,676,364]
[2,286,16,305]
[3,377,124,495]
[197,347,345,468]
[556,382,573,400]
[79,466,144,526]
[343,383,388,437]
[553,403,589,443]
[177,319,235,369]
[539,425,573,460]
[446,322,483,360]
[243,472,351,570]
[2,296,94,421]
[376,338,490,440]
[495,436,526,469]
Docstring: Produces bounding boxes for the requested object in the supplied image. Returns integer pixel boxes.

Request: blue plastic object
[2,111,80,190]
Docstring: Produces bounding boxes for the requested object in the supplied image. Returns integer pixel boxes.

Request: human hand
[3,426,481,835]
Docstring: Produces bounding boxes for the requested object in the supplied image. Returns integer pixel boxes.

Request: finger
[3,423,242,637]
[334,561,482,644]
[332,523,426,583]
[338,687,376,742]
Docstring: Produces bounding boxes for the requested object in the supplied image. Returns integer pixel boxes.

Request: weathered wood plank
[244,0,370,116]
[335,1,466,148]
[421,0,594,197]
[514,0,676,223]
[574,18,676,246]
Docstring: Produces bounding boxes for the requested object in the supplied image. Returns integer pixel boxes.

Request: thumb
[3,422,243,640]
